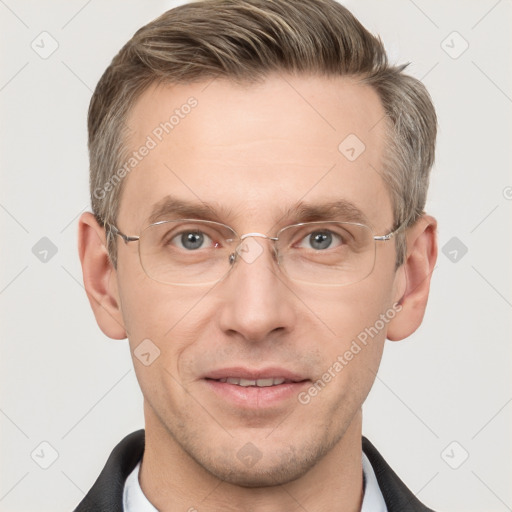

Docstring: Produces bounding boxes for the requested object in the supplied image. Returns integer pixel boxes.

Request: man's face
[113,74,405,486]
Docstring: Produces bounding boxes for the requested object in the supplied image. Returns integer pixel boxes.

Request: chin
[187,436,334,488]
[203,454,316,488]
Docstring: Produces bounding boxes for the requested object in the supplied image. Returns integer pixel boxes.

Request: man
[76,0,438,510]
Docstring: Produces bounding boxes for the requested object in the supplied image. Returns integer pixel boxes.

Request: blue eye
[173,231,213,250]
[298,230,342,250]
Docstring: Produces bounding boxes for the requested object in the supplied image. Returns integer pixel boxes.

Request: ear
[386,214,438,341]
[78,212,127,340]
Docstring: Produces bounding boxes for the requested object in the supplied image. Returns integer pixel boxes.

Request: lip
[203,366,307,382]
[202,366,310,409]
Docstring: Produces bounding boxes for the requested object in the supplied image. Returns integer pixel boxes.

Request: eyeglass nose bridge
[239,232,279,242]
[228,232,280,266]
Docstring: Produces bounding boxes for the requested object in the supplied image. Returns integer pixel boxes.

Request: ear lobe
[386,215,438,342]
[78,212,127,340]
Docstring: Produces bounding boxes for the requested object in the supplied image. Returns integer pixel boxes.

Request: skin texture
[78,74,437,512]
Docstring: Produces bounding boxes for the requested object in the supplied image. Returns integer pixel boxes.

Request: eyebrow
[147,194,371,228]
[147,196,233,225]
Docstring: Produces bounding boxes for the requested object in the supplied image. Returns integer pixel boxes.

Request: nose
[217,235,297,343]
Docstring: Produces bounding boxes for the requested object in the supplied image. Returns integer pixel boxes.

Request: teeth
[220,377,289,387]
[253,378,273,387]
[239,378,256,386]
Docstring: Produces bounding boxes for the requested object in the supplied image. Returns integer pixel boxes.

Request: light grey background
[1,1,511,511]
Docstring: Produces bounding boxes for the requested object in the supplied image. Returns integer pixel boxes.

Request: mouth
[202,367,310,408]
[209,377,296,387]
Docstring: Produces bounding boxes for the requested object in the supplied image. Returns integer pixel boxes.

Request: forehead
[119,74,393,232]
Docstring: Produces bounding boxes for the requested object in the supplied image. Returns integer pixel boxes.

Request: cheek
[116,258,211,368]
[119,282,212,413]
[295,276,396,402]
[292,271,396,341]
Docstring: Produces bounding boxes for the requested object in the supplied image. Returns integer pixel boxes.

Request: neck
[139,405,365,512]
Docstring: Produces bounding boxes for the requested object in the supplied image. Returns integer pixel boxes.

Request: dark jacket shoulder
[73,430,144,512]
[362,437,436,511]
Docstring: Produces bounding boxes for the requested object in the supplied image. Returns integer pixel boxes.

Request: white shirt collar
[123,452,387,512]
[361,451,388,511]
[123,460,157,512]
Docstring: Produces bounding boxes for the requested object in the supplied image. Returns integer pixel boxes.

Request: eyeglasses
[108,219,404,287]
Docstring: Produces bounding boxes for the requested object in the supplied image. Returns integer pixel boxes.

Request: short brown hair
[88,0,437,269]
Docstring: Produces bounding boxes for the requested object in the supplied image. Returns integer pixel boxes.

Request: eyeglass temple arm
[108,225,140,244]
[373,221,407,242]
